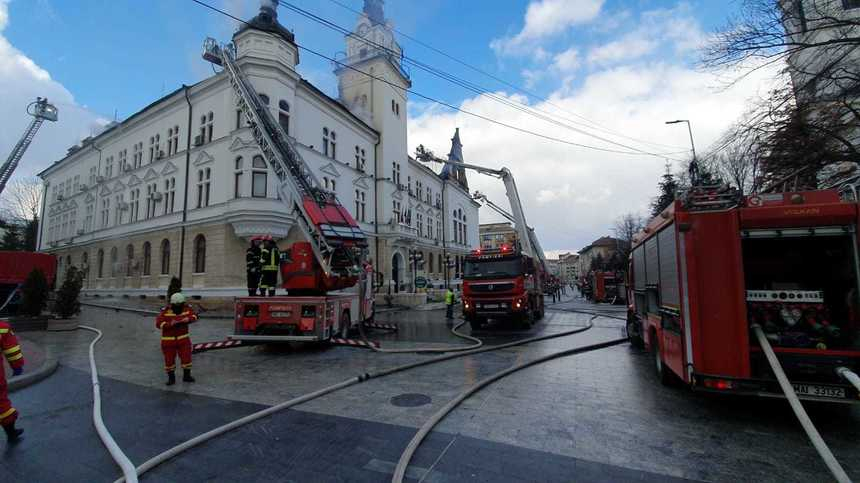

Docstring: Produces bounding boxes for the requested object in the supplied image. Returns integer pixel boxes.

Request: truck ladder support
[202,40,363,276]
[0,98,58,197]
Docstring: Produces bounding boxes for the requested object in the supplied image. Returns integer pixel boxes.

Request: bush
[20,268,49,317]
[167,276,182,299]
[54,266,84,318]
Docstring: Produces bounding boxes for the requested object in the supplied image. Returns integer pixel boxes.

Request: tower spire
[363,0,386,25]
[443,128,468,190]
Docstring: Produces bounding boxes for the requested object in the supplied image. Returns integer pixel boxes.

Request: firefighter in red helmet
[156,293,198,385]
[0,320,24,444]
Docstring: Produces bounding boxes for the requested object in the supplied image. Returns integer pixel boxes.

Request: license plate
[792,384,845,399]
[270,311,292,318]
[483,304,499,309]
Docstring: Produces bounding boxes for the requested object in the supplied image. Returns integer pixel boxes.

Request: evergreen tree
[651,165,678,217]
[167,276,182,300]
[0,224,21,251]
[22,216,39,251]
[54,266,83,318]
[20,268,49,317]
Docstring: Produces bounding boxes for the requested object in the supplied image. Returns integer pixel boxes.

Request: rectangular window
[196,169,211,208]
[843,0,860,9]
[252,172,267,198]
[236,110,243,130]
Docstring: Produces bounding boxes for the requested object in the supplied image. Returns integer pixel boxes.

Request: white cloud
[0,0,104,180]
[552,47,581,72]
[491,0,605,56]
[586,3,704,66]
[408,61,781,252]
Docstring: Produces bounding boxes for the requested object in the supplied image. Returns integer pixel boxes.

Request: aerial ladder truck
[415,146,548,329]
[0,97,58,197]
[202,39,373,342]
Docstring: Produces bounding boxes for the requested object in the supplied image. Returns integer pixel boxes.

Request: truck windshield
[463,258,523,279]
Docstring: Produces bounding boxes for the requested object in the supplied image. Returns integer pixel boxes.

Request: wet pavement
[3,295,859,482]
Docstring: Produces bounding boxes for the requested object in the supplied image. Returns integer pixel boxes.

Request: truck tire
[466,314,483,331]
[651,335,674,386]
[519,307,534,330]
[626,318,644,348]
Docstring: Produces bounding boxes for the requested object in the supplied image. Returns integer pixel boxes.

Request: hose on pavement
[78,325,139,483]
[114,318,597,482]
[358,317,483,354]
[750,324,852,483]
[392,333,628,483]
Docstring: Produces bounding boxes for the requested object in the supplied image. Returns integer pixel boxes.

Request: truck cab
[461,244,545,329]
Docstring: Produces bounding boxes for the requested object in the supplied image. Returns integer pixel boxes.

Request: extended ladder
[0,98,58,197]
[202,39,365,277]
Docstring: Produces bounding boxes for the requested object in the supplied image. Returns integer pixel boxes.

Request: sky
[0,0,783,256]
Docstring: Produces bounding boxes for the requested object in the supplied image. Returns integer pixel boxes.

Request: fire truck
[202,38,373,343]
[589,270,625,304]
[413,157,547,330]
[627,181,860,403]
[0,251,57,314]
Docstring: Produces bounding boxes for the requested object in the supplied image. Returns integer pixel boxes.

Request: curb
[81,302,234,319]
[8,346,59,393]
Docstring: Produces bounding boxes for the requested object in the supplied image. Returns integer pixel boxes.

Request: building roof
[234,1,295,44]
[578,236,628,254]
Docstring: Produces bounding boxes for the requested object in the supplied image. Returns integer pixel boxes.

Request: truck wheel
[339,311,351,338]
[519,308,534,330]
[627,319,644,348]
[466,314,482,331]
[652,336,674,386]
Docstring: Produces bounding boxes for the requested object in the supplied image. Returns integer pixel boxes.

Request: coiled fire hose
[78,325,139,483]
[114,318,596,482]
[750,324,852,483]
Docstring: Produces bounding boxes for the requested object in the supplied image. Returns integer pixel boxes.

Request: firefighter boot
[183,369,195,383]
[166,371,176,386]
[3,422,23,444]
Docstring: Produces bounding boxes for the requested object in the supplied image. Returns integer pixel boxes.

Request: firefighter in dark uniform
[246,238,262,296]
[259,237,280,297]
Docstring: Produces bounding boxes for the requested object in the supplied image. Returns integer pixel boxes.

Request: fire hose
[750,324,852,483]
[836,367,860,394]
[358,317,482,354]
[114,317,597,482]
[78,325,139,483]
[391,333,628,483]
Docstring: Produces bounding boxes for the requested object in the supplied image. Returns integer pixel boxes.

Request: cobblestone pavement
[3,295,859,482]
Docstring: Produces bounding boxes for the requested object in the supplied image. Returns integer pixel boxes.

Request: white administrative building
[37,0,479,297]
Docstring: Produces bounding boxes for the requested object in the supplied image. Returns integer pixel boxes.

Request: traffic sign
[415,277,428,288]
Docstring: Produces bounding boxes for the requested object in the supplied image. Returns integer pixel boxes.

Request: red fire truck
[0,251,56,314]
[202,38,373,344]
[590,270,625,304]
[627,185,860,403]
[462,244,546,329]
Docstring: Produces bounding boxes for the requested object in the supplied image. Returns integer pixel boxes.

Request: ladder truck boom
[473,191,546,271]
[416,146,544,264]
[202,39,365,280]
[0,98,58,197]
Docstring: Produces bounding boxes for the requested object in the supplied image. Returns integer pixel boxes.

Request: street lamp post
[666,119,700,185]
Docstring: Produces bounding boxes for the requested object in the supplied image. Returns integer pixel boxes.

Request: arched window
[193,235,206,273]
[322,128,330,157]
[81,252,89,279]
[160,239,171,275]
[259,93,269,105]
[126,244,134,276]
[279,100,290,134]
[252,155,267,198]
[142,242,152,276]
[234,156,244,198]
[97,249,104,278]
[110,247,118,277]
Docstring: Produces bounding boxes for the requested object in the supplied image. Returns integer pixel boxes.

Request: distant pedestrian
[246,238,262,296]
[445,287,456,319]
[156,293,198,386]
[0,320,24,444]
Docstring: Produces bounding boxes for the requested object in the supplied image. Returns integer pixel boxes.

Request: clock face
[357,23,369,36]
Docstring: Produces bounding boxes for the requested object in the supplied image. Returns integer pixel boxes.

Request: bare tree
[703,1,859,189]
[1,177,42,222]
[613,213,645,247]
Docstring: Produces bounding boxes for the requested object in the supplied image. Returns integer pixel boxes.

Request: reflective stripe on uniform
[0,408,16,420]
[0,328,8,334]
[3,345,20,355]
[165,365,175,371]
[161,334,190,341]
[181,363,192,369]
[6,353,23,362]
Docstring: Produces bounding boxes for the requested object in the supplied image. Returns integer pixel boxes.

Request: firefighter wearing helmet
[156,293,198,385]
[0,320,24,444]
[246,237,263,296]
[259,236,280,297]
